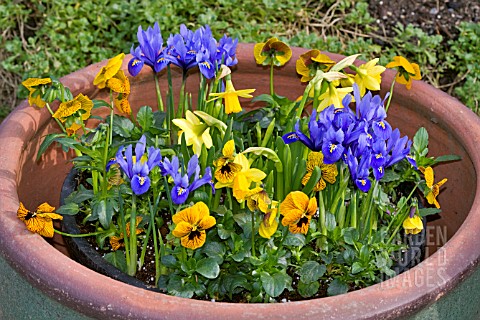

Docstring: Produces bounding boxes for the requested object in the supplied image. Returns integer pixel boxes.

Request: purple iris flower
[217,34,238,67]
[115,135,162,195]
[371,139,387,180]
[384,128,412,168]
[161,154,214,205]
[322,127,345,164]
[166,24,205,74]
[128,22,169,76]
[346,148,372,193]
[282,109,325,151]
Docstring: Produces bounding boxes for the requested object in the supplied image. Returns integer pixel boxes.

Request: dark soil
[369,0,479,39]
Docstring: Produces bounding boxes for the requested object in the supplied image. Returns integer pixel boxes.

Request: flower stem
[270,62,274,96]
[127,194,138,276]
[385,73,397,113]
[154,72,164,112]
[54,229,107,237]
[45,102,67,133]
[251,210,256,257]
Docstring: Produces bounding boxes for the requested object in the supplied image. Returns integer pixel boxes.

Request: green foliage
[449,22,480,113]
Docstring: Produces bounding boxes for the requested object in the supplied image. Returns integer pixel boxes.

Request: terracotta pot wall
[0,43,479,319]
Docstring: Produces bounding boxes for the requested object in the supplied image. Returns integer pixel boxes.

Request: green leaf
[298,261,326,283]
[202,241,226,265]
[327,278,349,296]
[112,115,135,138]
[298,280,320,298]
[302,166,321,195]
[92,199,112,229]
[92,99,111,109]
[342,227,359,245]
[233,212,252,237]
[325,212,337,232]
[167,275,195,298]
[419,207,442,217]
[104,251,127,273]
[136,106,154,131]
[36,133,66,161]
[196,258,220,279]
[433,154,462,164]
[381,170,401,182]
[260,271,291,297]
[283,233,306,246]
[161,255,178,268]
[192,190,210,203]
[413,127,429,154]
[351,262,365,274]
[56,202,79,215]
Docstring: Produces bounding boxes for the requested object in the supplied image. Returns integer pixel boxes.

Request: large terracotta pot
[0,43,479,319]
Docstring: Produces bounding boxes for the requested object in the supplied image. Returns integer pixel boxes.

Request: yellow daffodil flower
[22,77,52,108]
[209,77,255,114]
[296,50,336,82]
[353,58,386,96]
[419,166,448,209]
[259,201,279,239]
[280,191,318,234]
[254,37,292,66]
[386,56,422,90]
[172,110,214,156]
[52,93,93,123]
[17,202,63,238]
[93,53,125,89]
[213,140,242,184]
[172,202,216,250]
[403,215,423,235]
[302,152,338,191]
[246,187,272,213]
[215,153,266,201]
[316,82,354,111]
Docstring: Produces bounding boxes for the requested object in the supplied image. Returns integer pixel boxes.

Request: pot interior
[15,45,474,259]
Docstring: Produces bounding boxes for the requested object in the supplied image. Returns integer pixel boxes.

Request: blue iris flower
[282,109,326,151]
[128,22,169,76]
[115,135,162,195]
[346,148,372,193]
[161,154,214,205]
[384,128,412,168]
[217,34,238,67]
[322,127,345,164]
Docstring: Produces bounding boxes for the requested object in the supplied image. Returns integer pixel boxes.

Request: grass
[1,0,478,120]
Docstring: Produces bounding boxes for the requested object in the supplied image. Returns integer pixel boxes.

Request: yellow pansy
[17,202,63,238]
[403,215,423,235]
[172,110,214,156]
[22,77,52,108]
[280,191,318,234]
[353,58,386,96]
[246,187,271,213]
[254,37,292,66]
[419,166,448,209]
[302,152,338,191]
[208,77,255,114]
[52,93,93,123]
[172,202,216,250]
[259,201,279,239]
[386,56,422,90]
[213,140,242,184]
[296,50,336,82]
[93,53,125,89]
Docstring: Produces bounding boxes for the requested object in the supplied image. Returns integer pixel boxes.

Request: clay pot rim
[0,43,479,319]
